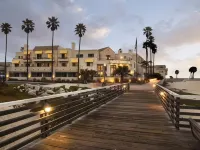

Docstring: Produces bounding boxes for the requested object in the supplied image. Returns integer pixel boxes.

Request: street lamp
[103,63,106,86]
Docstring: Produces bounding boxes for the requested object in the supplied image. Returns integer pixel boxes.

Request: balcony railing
[0,84,129,150]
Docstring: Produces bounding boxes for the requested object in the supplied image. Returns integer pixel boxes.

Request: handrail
[0,83,129,150]
[155,84,200,130]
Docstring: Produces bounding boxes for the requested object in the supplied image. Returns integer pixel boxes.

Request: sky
[0,0,200,78]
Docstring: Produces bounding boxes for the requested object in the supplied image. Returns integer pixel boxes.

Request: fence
[0,83,129,150]
[155,84,200,130]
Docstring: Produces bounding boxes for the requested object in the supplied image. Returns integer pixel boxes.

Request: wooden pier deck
[25,89,199,150]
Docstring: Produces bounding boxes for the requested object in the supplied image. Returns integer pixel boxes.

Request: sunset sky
[0,0,200,78]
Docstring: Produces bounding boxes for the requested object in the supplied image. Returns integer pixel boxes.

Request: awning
[71,58,78,63]
[12,59,20,64]
[85,58,94,63]
[60,50,67,54]
[23,51,31,54]
[45,50,52,54]
[35,51,43,54]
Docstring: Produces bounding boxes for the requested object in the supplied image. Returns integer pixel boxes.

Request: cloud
[88,27,110,39]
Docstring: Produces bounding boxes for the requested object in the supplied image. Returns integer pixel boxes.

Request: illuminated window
[48,54,52,59]
[97,64,103,71]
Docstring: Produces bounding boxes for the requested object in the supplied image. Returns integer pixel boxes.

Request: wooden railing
[155,84,200,130]
[0,84,129,150]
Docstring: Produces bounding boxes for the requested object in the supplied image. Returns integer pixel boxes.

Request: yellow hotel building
[8,42,146,80]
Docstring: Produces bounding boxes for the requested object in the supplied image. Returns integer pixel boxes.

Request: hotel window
[134,62,136,68]
[62,63,66,67]
[37,54,42,59]
[18,56,20,59]
[37,63,42,67]
[110,65,116,75]
[87,62,93,66]
[72,62,78,66]
[15,64,19,67]
[47,54,52,59]
[106,55,110,60]
[124,56,126,59]
[76,54,83,58]
[25,63,30,67]
[88,54,94,57]
[97,64,103,71]
[21,56,23,59]
[61,54,66,59]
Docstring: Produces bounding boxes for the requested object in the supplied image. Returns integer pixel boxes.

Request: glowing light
[44,104,52,113]
[6,74,9,78]
[120,56,123,59]
[153,84,156,87]
[104,63,106,67]
[53,75,55,79]
[138,78,141,81]
[100,72,103,75]
[79,75,81,79]
[160,92,165,96]
[28,74,31,78]
[129,79,131,83]
[123,85,126,88]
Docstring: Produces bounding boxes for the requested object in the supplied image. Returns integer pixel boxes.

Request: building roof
[98,47,109,51]
[33,45,60,51]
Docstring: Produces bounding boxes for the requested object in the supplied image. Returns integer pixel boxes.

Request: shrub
[69,86,79,92]
[131,78,137,83]
[8,78,18,81]
[32,78,37,82]
[81,87,90,90]
[65,79,70,83]
[122,78,129,83]
[114,78,120,83]
[96,78,101,83]
[56,78,62,83]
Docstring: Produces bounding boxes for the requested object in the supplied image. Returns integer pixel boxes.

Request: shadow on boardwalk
[26,84,199,150]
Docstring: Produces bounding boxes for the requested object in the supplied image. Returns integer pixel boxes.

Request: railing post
[175,97,180,130]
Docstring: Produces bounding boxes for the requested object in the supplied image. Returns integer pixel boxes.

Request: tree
[148,35,155,74]
[89,69,97,81]
[1,23,12,82]
[22,19,35,80]
[189,67,197,79]
[151,43,157,74]
[113,66,130,83]
[75,23,86,81]
[143,26,153,76]
[142,41,149,74]
[46,16,59,81]
[175,70,179,78]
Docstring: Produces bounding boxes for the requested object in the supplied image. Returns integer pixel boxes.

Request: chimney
[118,48,122,54]
[71,42,75,50]
[24,44,28,50]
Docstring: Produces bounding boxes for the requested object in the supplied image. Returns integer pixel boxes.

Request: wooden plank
[25,90,197,150]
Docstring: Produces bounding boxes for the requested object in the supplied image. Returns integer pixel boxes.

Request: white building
[8,43,146,81]
[154,65,168,78]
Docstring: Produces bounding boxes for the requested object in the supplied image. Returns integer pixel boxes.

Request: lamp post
[103,63,106,86]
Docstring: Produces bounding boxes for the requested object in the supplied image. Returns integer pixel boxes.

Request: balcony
[58,57,68,62]
[8,67,26,72]
[31,67,51,72]
[55,67,77,72]
[33,57,54,62]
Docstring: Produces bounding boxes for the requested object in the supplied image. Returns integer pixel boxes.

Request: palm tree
[113,66,130,83]
[175,70,179,78]
[75,23,86,81]
[46,16,60,81]
[1,23,12,82]
[189,67,197,79]
[143,41,149,74]
[148,35,155,74]
[151,43,157,74]
[22,18,35,80]
[143,26,152,38]
[89,69,97,81]
[143,26,153,76]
